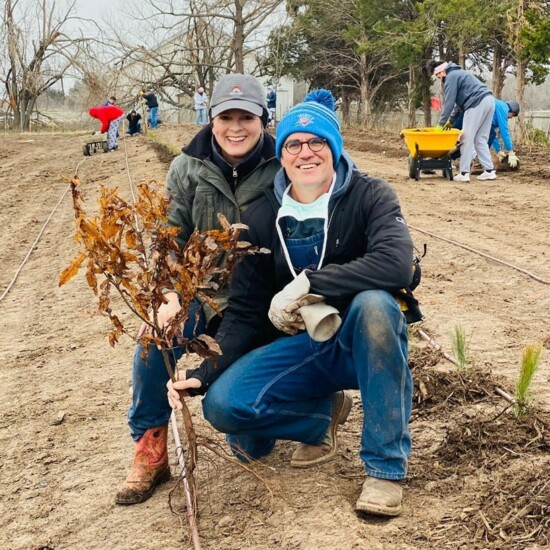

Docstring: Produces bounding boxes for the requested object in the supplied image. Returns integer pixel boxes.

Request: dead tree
[1,0,88,130]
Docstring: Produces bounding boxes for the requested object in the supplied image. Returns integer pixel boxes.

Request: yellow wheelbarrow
[400,127,461,181]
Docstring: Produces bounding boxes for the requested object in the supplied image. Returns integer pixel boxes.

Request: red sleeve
[89,106,124,132]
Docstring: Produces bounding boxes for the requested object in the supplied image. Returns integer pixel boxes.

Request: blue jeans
[202,290,412,480]
[128,299,215,440]
[195,108,207,125]
[148,107,158,129]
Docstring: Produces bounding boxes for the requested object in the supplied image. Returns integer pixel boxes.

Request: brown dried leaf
[217,213,231,230]
[58,251,88,286]
[85,269,98,294]
[195,334,222,356]
[125,230,138,249]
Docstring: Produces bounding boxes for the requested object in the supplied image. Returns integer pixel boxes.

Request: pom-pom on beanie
[276,89,342,168]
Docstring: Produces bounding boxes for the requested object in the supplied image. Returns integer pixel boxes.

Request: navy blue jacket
[187,154,419,393]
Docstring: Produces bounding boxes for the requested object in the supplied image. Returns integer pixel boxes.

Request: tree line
[1,0,549,135]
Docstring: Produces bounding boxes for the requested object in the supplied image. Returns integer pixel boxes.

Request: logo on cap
[229,86,244,96]
[296,113,314,127]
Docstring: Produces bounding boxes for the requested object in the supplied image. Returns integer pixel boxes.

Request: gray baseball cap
[210,74,266,118]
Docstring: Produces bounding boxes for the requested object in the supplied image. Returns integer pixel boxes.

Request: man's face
[281,132,335,195]
[435,70,446,80]
[212,109,263,164]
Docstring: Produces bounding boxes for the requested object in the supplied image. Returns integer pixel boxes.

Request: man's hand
[268,271,311,334]
[443,120,453,131]
[167,376,202,410]
[138,291,181,342]
[507,151,519,168]
[434,125,444,133]
[497,150,507,162]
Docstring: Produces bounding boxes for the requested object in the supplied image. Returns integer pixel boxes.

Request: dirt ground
[1,124,548,550]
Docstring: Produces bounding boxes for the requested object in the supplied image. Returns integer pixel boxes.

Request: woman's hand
[167,375,202,410]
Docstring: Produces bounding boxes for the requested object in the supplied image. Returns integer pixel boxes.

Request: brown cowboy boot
[290,391,353,468]
[115,425,171,505]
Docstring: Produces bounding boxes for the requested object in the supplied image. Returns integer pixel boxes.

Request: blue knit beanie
[276,89,342,168]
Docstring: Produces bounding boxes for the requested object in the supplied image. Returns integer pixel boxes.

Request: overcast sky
[73,0,119,21]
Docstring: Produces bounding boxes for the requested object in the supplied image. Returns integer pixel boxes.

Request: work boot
[115,425,171,505]
[355,476,403,517]
[290,391,353,468]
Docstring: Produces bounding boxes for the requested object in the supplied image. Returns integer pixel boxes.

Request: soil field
[0,125,548,550]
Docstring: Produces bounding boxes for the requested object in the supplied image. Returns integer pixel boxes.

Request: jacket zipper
[327,195,345,249]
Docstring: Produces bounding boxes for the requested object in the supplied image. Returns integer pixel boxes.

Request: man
[489,99,520,168]
[266,85,276,127]
[452,98,520,169]
[168,90,421,517]
[141,89,159,129]
[194,86,209,126]
[102,96,117,106]
[88,104,125,151]
[115,74,280,505]
[434,61,495,182]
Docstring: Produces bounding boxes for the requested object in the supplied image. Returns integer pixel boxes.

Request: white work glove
[269,271,315,334]
[299,302,342,342]
[497,150,507,162]
[507,151,518,168]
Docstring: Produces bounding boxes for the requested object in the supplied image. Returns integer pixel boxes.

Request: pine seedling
[450,324,470,371]
[514,343,542,418]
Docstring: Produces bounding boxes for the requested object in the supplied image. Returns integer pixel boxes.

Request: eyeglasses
[283,137,327,155]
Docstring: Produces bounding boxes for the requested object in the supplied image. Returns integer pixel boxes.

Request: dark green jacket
[165,125,280,317]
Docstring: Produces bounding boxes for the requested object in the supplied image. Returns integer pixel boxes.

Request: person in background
[168,89,422,518]
[266,85,277,127]
[434,61,495,182]
[126,110,142,136]
[88,104,125,151]
[452,98,520,169]
[194,86,209,126]
[115,73,281,506]
[102,96,117,106]
[141,89,159,129]
[490,99,520,168]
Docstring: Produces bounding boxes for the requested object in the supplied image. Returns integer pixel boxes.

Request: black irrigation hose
[409,224,550,285]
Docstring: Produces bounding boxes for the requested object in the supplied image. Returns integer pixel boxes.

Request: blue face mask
[276,176,335,278]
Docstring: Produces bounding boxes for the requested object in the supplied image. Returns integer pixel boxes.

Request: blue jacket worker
[489,99,520,167]
[168,90,422,518]
[434,61,495,182]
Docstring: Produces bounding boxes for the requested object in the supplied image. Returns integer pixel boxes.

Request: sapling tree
[514,343,542,418]
[59,176,266,549]
[450,324,471,371]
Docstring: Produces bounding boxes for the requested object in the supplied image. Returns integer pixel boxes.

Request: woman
[115,73,280,506]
